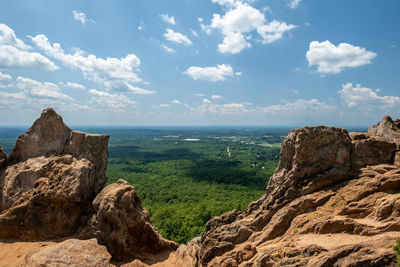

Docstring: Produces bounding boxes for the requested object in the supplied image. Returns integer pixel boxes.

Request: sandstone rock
[25,238,111,267]
[0,155,98,239]
[8,108,72,164]
[368,115,400,147]
[350,134,396,169]
[0,108,109,240]
[89,179,178,261]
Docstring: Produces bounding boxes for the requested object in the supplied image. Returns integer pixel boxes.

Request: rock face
[158,117,400,267]
[25,238,111,267]
[0,108,109,240]
[368,115,400,147]
[88,179,178,261]
[0,108,178,264]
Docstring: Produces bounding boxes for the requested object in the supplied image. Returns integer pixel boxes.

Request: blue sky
[0,0,399,126]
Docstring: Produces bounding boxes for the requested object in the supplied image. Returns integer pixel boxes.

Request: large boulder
[88,179,178,261]
[349,132,397,169]
[0,108,109,240]
[25,238,111,267]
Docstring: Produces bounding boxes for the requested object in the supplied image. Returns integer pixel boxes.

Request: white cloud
[89,89,137,112]
[160,14,176,25]
[211,94,223,99]
[159,104,171,108]
[191,29,199,37]
[60,81,85,90]
[338,83,400,108]
[257,20,297,44]
[73,11,94,25]
[209,2,296,54]
[290,89,299,95]
[30,34,154,94]
[16,76,73,100]
[138,21,144,31]
[306,41,377,74]
[0,24,58,70]
[189,99,252,116]
[0,24,30,49]
[161,44,176,53]
[171,99,181,104]
[196,93,206,97]
[288,0,302,9]
[217,31,251,54]
[183,64,240,81]
[0,71,11,82]
[163,28,192,45]
[259,99,335,114]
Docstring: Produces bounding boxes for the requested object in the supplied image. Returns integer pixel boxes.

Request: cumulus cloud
[159,104,171,108]
[306,41,377,74]
[30,34,154,94]
[60,81,85,90]
[73,11,94,25]
[287,0,302,9]
[258,99,336,114]
[211,94,223,99]
[161,44,176,53]
[183,64,240,81]
[171,99,181,104]
[0,24,58,70]
[89,89,137,112]
[163,28,192,45]
[188,99,252,116]
[338,83,400,108]
[208,1,296,54]
[257,20,297,44]
[159,14,176,25]
[0,71,11,82]
[16,76,73,100]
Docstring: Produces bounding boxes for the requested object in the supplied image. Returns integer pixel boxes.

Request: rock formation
[87,179,178,261]
[160,117,400,267]
[0,109,399,266]
[25,239,111,267]
[0,108,177,265]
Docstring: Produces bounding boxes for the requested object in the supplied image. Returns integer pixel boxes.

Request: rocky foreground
[0,109,399,266]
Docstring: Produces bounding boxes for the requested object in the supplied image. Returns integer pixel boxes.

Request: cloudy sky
[0,0,399,126]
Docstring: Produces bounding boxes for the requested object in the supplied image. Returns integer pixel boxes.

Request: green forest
[103,127,286,243]
[0,127,287,244]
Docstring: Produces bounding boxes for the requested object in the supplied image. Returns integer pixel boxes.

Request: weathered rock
[368,115,400,147]
[0,145,6,170]
[0,155,98,239]
[350,134,396,169]
[178,122,400,267]
[0,108,109,240]
[8,108,72,164]
[88,179,178,261]
[25,238,111,267]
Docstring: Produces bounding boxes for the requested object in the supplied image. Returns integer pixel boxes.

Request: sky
[0,0,399,126]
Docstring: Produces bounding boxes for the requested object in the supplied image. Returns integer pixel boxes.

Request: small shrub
[393,238,400,266]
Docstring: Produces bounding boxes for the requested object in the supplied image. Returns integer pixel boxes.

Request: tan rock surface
[88,179,178,262]
[0,108,109,240]
[25,238,111,267]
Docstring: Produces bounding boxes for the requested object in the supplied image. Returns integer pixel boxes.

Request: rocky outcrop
[25,238,111,267]
[87,179,178,261]
[159,117,400,267]
[368,115,400,147]
[0,108,178,264]
[0,108,109,240]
